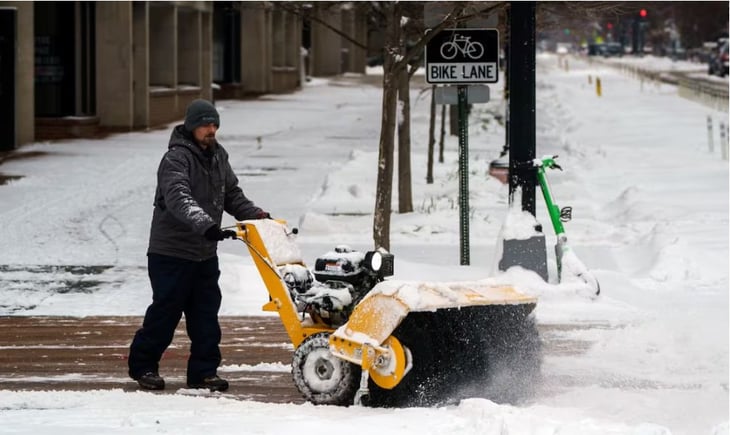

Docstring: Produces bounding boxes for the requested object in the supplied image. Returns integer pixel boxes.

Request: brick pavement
[0,315,304,403]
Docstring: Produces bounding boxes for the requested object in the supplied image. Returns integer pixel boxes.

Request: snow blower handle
[230,220,298,240]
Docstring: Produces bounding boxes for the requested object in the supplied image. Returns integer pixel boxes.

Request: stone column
[200,11,212,101]
[3,2,34,145]
[96,1,134,129]
[132,2,149,129]
[241,1,271,94]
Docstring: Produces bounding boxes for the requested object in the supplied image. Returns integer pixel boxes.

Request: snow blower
[535,155,600,295]
[233,219,540,407]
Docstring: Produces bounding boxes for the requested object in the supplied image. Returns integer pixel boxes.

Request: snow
[0,53,727,434]
[367,279,536,311]
[242,219,303,265]
[498,198,542,240]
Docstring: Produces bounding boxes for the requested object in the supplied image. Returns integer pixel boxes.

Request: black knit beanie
[184,99,220,131]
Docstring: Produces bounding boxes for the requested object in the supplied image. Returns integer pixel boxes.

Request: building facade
[0,1,366,151]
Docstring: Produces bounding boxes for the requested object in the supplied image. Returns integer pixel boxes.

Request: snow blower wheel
[292,333,360,405]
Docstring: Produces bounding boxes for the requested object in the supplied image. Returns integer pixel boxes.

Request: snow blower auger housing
[235,220,540,407]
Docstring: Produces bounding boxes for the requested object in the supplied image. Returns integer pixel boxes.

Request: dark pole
[508,2,537,215]
[503,7,510,158]
[457,85,470,265]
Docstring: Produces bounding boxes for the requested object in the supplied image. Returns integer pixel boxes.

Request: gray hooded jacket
[147,125,264,261]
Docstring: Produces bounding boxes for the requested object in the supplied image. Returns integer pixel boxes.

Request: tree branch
[395,2,507,72]
[275,2,368,50]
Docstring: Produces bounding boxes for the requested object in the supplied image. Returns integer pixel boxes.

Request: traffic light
[639,9,647,18]
[607,22,613,30]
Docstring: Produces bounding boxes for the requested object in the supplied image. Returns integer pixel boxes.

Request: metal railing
[677,76,729,113]
[589,56,728,112]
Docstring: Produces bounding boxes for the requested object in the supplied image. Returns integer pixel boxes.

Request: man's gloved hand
[204,225,237,241]
[257,210,272,219]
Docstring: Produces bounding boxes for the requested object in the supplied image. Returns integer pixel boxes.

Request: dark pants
[128,253,222,384]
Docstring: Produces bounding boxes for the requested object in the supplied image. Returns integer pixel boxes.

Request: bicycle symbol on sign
[439,33,485,60]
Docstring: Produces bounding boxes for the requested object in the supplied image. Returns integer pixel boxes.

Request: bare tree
[427,85,437,184]
[397,64,413,213]
[373,2,506,250]
[282,1,632,251]
[279,1,505,250]
[372,2,402,251]
[398,63,423,213]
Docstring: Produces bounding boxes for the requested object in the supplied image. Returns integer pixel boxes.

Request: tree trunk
[427,85,436,184]
[439,104,446,163]
[372,3,401,251]
[397,64,413,213]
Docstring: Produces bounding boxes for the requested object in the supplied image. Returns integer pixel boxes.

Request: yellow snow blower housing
[235,220,540,407]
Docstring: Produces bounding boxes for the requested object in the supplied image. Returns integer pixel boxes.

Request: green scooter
[535,155,600,296]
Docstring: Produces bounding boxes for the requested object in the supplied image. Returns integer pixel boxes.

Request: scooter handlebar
[533,155,562,171]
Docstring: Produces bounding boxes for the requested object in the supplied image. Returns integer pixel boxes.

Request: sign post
[457,85,470,264]
[426,29,499,265]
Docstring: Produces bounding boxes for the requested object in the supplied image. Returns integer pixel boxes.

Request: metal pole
[508,1,537,215]
[499,1,548,282]
[458,85,470,265]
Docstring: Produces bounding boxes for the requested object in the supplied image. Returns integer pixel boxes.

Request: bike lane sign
[425,29,499,84]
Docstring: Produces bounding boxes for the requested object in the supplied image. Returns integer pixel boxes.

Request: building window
[34,2,76,117]
[78,1,96,115]
[272,10,297,69]
[213,2,241,84]
[273,10,286,67]
[34,2,95,117]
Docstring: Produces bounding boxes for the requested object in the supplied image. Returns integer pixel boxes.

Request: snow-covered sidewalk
[0,53,727,434]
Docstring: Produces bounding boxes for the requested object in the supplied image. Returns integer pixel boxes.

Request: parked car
[602,42,624,57]
[708,39,729,77]
[587,43,624,57]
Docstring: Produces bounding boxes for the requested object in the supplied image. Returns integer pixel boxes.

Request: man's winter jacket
[148,125,265,261]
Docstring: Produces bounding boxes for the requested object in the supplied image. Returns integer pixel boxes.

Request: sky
[0,53,727,435]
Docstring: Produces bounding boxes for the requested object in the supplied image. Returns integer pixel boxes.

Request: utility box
[0,8,16,151]
[496,209,549,282]
[498,234,549,282]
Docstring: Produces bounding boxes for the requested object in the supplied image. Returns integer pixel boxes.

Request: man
[128,99,270,391]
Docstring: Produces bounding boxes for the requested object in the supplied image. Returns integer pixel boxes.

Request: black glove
[204,225,237,241]
[257,210,272,219]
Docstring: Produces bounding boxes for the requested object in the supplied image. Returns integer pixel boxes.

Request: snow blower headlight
[367,251,382,272]
[365,250,394,278]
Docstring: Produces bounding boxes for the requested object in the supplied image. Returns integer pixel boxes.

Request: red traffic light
[607,22,613,30]
[639,9,647,18]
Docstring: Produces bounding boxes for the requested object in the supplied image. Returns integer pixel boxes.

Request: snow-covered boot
[187,375,229,392]
[136,371,165,390]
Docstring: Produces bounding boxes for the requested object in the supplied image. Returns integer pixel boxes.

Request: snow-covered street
[0,53,727,434]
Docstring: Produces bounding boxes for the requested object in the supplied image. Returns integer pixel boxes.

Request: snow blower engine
[280,245,394,326]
